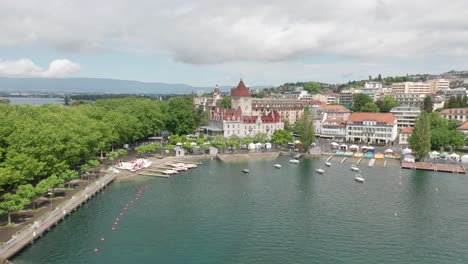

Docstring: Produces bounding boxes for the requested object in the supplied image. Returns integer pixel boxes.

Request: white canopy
[176,142,182,146]
[449,153,460,158]
[248,143,256,149]
[264,143,272,149]
[461,155,468,163]
[190,142,197,146]
[367,146,375,150]
[349,145,359,149]
[331,142,339,146]
[385,149,393,153]
[402,148,412,155]
[255,143,263,148]
[430,151,440,156]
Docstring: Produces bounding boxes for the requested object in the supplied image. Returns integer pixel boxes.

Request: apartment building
[390,106,421,128]
[345,113,398,144]
[440,108,468,123]
[395,93,426,108]
[427,79,450,93]
[392,82,430,94]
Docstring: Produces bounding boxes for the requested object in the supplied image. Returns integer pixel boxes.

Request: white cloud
[0,59,81,77]
[1,0,468,65]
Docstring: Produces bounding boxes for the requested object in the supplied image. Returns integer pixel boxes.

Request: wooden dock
[0,173,117,261]
[341,157,347,163]
[368,159,375,167]
[137,172,170,178]
[401,161,465,174]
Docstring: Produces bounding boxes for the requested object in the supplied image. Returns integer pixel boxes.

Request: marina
[11,156,468,264]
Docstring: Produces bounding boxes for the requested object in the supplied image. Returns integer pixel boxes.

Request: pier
[0,172,117,261]
[368,159,375,167]
[401,161,465,174]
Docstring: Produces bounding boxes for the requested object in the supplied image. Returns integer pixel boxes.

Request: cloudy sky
[1,0,468,86]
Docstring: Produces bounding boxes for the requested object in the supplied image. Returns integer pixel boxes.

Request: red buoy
[130,200,134,204]
[112,227,116,231]
[114,221,118,225]
[100,237,105,242]
[120,212,123,216]
[116,218,119,221]
[94,248,99,253]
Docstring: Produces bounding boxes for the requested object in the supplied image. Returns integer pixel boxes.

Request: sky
[1,0,468,87]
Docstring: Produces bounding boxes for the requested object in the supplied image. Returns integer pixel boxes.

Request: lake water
[13,156,468,264]
[1,97,63,105]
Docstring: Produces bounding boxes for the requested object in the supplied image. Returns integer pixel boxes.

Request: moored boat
[354,174,365,183]
[274,163,282,168]
[316,168,325,174]
[242,169,250,173]
[325,162,332,167]
[350,164,360,172]
[289,159,299,164]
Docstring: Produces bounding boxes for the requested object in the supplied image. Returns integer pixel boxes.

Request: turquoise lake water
[13,156,468,263]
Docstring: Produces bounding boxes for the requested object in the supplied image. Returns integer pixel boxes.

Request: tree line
[0,96,198,224]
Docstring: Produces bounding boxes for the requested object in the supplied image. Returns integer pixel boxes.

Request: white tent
[385,149,393,153]
[367,146,375,150]
[190,142,197,146]
[449,153,460,161]
[176,142,182,146]
[349,145,359,150]
[331,142,339,149]
[264,143,272,149]
[402,148,412,155]
[340,144,348,150]
[248,143,256,150]
[255,143,263,149]
[461,155,468,163]
[429,151,440,159]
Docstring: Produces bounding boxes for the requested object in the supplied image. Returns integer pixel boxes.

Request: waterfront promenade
[0,172,117,261]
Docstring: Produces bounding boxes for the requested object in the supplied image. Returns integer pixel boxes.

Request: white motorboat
[325,162,332,167]
[289,159,300,164]
[350,165,360,172]
[242,169,250,173]
[274,164,282,169]
[354,174,365,183]
[316,169,325,174]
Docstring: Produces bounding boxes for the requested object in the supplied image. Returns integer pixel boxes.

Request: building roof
[231,80,250,97]
[459,121,468,130]
[348,112,396,124]
[440,108,468,115]
[317,104,351,112]
[322,118,346,127]
[400,127,414,134]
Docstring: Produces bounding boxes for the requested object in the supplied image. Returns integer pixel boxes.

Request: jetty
[217,152,280,161]
[401,161,465,174]
[341,157,347,163]
[368,159,376,167]
[0,172,117,261]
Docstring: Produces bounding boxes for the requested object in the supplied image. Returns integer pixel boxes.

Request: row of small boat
[162,163,198,175]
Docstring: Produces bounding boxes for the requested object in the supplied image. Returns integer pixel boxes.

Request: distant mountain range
[0,77,271,95]
[0,77,199,95]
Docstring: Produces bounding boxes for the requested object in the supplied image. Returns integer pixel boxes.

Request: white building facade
[345,113,398,144]
[390,106,421,128]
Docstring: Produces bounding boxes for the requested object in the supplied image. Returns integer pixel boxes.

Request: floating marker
[112,227,116,231]
[130,200,134,204]
[94,248,99,253]
[116,218,119,222]
[120,212,123,216]
[114,221,118,225]
[100,237,105,242]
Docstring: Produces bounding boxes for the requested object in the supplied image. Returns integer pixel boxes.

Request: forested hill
[0,77,195,94]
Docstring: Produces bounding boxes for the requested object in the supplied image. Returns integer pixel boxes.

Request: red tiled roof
[440,108,468,115]
[348,112,396,124]
[459,121,468,130]
[309,99,325,105]
[317,104,350,112]
[400,127,414,134]
[231,80,250,97]
[322,118,346,127]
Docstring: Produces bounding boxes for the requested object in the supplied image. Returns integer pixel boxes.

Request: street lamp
[47,192,54,212]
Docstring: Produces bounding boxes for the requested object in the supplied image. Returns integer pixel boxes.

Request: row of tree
[444,96,468,109]
[0,96,199,224]
[351,94,435,113]
[409,111,465,160]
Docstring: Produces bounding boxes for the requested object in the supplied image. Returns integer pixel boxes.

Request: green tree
[194,104,208,128]
[0,98,10,104]
[303,82,321,94]
[409,111,431,160]
[271,129,294,146]
[220,96,232,108]
[295,107,315,152]
[360,102,380,112]
[253,132,269,143]
[423,96,433,112]
[284,120,293,132]
[351,93,373,112]
[17,184,37,210]
[0,193,28,225]
[376,95,400,112]
[165,96,196,135]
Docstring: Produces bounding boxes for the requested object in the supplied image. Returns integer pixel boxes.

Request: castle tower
[231,80,252,115]
[213,84,221,105]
